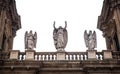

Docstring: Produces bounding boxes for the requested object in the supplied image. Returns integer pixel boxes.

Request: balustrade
[1,50,120,61]
[35,52,56,60]
[65,52,87,60]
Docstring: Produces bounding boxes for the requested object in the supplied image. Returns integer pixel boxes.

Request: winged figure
[53,21,68,51]
[24,30,37,50]
[84,30,97,50]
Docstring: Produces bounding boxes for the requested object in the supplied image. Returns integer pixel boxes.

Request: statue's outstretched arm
[53,21,56,29]
[65,21,67,29]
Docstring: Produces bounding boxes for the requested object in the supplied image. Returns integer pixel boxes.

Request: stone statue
[24,30,37,50]
[53,21,68,51]
[84,30,97,50]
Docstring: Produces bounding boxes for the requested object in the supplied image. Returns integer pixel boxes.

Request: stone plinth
[56,50,66,60]
[10,50,20,60]
[25,50,35,60]
[102,50,112,60]
[87,50,97,60]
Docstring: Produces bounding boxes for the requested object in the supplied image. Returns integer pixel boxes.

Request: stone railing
[1,50,120,61]
[35,52,56,60]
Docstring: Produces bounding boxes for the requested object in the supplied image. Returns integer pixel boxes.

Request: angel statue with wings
[24,30,37,50]
[53,21,68,51]
[84,30,97,50]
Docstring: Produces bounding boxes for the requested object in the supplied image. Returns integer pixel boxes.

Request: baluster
[75,54,77,60]
[48,54,50,60]
[83,55,85,60]
[50,55,52,60]
[71,55,74,60]
[65,55,68,60]
[81,55,83,60]
[54,55,56,60]
[73,55,75,60]
[84,54,86,60]
[21,54,24,60]
[39,55,41,60]
[68,55,70,60]
[69,55,71,60]
[97,54,99,60]
[23,55,25,60]
[36,55,39,60]
[46,55,48,60]
[43,55,45,60]
[52,55,54,60]
[100,55,103,60]
[19,55,21,60]
[44,55,46,60]
[79,55,81,60]
[41,55,43,60]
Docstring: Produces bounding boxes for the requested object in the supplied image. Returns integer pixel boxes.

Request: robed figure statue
[24,30,37,50]
[84,30,97,50]
[53,21,68,51]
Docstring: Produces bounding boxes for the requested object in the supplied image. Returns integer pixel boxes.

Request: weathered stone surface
[10,50,20,59]
[57,52,66,60]
[87,50,97,60]
[25,50,35,60]
[1,60,120,74]
[102,50,112,59]
[97,0,120,51]
[0,0,21,50]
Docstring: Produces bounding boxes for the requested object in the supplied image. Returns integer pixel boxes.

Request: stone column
[56,50,66,60]
[87,50,97,60]
[10,50,20,60]
[102,50,112,60]
[25,50,35,60]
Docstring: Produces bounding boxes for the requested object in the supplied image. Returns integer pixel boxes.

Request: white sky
[13,0,106,52]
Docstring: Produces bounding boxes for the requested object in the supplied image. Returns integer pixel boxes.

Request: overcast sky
[13,0,106,52]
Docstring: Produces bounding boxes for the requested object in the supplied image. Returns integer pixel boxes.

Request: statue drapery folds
[84,30,97,50]
[53,21,68,51]
[24,30,37,50]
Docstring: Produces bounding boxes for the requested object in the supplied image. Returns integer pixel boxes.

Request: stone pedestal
[102,50,112,60]
[56,50,66,60]
[10,50,20,60]
[87,50,97,60]
[25,50,35,60]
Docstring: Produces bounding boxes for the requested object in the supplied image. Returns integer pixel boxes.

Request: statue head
[58,26,63,29]
[89,30,92,35]
[30,30,32,33]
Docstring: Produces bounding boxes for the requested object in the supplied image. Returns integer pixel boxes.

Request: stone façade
[0,0,120,74]
[97,0,120,51]
[0,0,21,50]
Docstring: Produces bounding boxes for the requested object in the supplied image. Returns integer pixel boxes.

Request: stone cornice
[0,60,120,71]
